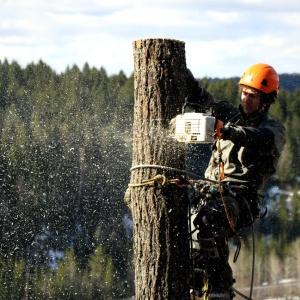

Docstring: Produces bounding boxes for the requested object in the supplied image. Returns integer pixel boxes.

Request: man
[186,63,286,299]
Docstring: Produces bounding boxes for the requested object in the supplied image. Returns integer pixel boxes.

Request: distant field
[234,281,300,299]
[117,282,300,300]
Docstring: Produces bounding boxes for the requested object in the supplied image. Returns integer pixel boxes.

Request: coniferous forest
[0,59,300,299]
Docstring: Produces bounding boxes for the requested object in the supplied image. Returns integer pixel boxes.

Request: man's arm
[185,69,214,111]
[185,69,239,121]
[222,121,286,154]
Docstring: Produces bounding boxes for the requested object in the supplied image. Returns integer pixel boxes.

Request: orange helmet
[239,63,279,94]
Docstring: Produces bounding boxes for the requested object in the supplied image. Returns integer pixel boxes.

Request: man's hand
[214,119,224,139]
[221,125,245,143]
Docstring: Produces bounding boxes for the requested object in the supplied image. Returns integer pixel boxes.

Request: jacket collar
[232,105,268,126]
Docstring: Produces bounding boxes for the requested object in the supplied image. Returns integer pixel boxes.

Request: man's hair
[260,90,277,105]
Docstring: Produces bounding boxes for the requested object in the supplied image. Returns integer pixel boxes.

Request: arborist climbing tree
[186,63,286,300]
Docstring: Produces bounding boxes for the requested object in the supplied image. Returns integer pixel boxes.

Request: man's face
[240,86,260,115]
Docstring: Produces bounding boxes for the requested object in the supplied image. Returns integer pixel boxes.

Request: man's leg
[193,196,240,299]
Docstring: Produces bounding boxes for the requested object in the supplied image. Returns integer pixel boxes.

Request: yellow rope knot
[141,174,167,187]
[128,174,167,188]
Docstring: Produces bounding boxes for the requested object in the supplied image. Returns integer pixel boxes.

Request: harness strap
[213,136,242,262]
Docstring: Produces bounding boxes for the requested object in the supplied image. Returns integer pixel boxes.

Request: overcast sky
[1,0,300,78]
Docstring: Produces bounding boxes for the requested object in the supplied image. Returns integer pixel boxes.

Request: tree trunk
[127,38,190,299]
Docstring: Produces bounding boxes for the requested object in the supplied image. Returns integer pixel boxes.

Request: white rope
[130,164,218,183]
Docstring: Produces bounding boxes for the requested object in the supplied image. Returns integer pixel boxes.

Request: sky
[1,0,300,79]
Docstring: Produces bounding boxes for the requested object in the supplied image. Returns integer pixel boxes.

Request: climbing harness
[128,164,258,300]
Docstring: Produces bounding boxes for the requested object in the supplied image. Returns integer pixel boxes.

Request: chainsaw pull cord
[215,137,242,263]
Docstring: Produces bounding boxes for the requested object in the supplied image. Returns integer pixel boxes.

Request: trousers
[190,184,259,292]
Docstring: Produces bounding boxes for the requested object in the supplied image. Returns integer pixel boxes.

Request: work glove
[185,69,214,112]
[221,125,245,143]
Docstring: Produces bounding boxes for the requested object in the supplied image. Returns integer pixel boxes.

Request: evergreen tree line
[0,59,299,298]
[0,59,134,299]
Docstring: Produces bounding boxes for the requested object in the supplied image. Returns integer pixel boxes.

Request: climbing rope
[128,174,168,187]
[129,164,218,185]
[128,173,191,188]
[128,164,211,189]
[212,136,242,263]
[217,138,226,181]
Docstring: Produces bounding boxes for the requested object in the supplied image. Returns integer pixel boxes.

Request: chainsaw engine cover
[174,113,216,143]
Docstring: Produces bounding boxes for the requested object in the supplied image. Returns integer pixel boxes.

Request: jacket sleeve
[185,69,214,111]
[224,121,286,155]
[211,101,240,123]
[185,69,240,120]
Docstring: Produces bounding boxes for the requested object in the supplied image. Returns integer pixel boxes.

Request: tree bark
[127,38,190,299]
